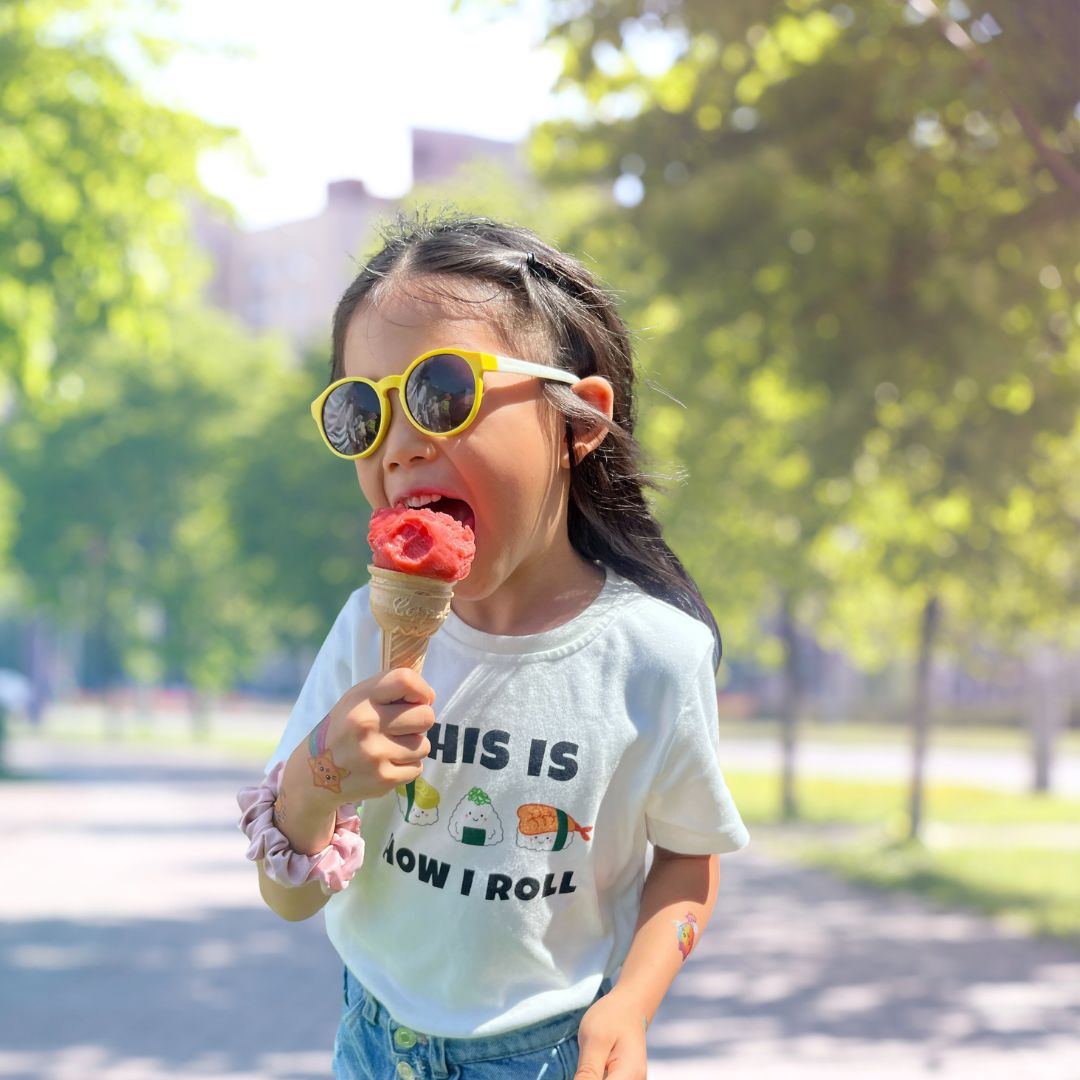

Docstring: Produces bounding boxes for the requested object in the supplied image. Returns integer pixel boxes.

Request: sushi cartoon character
[674,912,698,961]
[448,787,504,846]
[515,803,593,852]
[396,776,440,825]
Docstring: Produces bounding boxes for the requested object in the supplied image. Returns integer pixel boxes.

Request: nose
[379,389,437,469]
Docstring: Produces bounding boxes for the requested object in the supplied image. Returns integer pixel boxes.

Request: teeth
[401,494,442,509]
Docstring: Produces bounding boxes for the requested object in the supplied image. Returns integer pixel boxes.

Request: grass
[726,770,1080,942]
[5,716,278,761]
[727,770,1080,827]
[719,718,1080,754]
[802,839,1080,941]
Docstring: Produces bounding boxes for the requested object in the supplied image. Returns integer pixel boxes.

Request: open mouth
[434,497,476,534]
[400,495,476,534]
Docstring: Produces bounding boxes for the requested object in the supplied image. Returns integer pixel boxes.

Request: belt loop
[359,985,379,1024]
[427,1034,449,1079]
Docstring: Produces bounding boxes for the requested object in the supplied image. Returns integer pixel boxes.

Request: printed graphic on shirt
[515,803,593,851]
[397,776,441,825]
[674,912,698,960]
[448,787,504,846]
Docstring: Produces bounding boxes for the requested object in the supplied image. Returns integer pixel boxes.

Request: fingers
[383,703,435,737]
[574,1032,611,1080]
[369,667,435,706]
[385,730,431,764]
[383,759,426,786]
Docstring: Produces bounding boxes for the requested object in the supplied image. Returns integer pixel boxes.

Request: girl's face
[343,286,576,610]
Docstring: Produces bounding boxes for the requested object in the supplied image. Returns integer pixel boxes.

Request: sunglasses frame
[310,347,582,460]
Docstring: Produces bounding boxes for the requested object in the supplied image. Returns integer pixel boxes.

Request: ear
[560,376,615,469]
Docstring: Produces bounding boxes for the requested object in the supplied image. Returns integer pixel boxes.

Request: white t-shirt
[266,567,749,1038]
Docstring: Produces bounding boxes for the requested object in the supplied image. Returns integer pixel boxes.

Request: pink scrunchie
[237,760,364,894]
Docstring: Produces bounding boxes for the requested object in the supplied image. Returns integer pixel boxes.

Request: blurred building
[190,127,522,351]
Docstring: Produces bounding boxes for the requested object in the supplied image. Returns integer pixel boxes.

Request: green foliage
[0,0,231,397]
[226,340,372,655]
[3,307,283,687]
[468,0,1080,672]
[0,1,379,690]
[2,306,369,690]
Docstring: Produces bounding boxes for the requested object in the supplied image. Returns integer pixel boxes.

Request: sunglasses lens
[405,352,476,434]
[322,381,382,456]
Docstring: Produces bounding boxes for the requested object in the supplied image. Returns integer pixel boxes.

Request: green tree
[226,341,373,659]
[469,0,1080,828]
[0,0,230,398]
[2,306,297,696]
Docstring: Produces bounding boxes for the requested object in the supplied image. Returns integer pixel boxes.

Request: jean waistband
[344,967,612,1073]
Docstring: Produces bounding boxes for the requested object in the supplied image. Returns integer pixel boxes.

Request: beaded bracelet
[237,760,364,895]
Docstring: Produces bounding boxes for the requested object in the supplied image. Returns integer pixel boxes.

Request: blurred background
[1,1,1078,1078]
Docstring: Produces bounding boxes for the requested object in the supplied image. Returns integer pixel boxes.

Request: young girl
[239,212,749,1080]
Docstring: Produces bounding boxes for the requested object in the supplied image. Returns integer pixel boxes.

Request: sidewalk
[1,738,1078,1079]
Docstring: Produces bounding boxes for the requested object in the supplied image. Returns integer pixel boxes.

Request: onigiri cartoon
[516,803,593,852]
[396,776,441,826]
[448,787,504,846]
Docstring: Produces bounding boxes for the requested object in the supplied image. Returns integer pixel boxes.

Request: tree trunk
[908,594,942,842]
[778,589,801,821]
[1027,644,1066,794]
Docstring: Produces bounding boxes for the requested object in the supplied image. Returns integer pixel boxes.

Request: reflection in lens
[406,353,475,433]
[323,381,381,455]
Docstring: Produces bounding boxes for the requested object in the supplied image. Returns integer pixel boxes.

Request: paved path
[1,738,1078,1079]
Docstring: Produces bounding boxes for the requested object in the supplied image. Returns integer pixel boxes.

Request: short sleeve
[263,588,371,775]
[645,646,750,855]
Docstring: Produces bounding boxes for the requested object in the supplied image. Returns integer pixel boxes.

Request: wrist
[606,980,656,1027]
[237,761,365,894]
[279,748,339,854]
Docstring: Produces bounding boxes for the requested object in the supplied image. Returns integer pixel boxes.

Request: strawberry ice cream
[368,507,475,583]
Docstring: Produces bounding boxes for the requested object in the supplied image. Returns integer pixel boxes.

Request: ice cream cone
[367,564,455,673]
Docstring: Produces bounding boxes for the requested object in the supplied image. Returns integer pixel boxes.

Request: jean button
[394,1027,418,1050]
[395,1062,415,1080]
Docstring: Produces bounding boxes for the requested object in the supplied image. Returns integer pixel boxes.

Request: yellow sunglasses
[310,347,581,460]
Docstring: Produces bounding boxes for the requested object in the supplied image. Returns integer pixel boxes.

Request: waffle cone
[368,565,455,673]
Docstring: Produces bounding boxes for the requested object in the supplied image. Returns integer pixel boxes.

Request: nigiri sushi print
[674,912,698,961]
[516,803,593,852]
[396,776,440,825]
[448,787,504,846]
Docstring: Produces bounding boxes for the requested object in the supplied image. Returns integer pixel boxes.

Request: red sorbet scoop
[368,507,475,582]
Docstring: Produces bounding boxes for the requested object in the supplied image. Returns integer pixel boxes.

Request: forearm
[613,848,719,1025]
[257,860,330,921]
[256,740,340,922]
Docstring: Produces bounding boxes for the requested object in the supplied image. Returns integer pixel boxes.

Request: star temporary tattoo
[306,715,350,795]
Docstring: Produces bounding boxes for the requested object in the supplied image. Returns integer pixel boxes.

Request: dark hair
[330,209,722,668]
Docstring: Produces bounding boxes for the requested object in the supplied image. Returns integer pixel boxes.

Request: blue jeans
[333,967,613,1080]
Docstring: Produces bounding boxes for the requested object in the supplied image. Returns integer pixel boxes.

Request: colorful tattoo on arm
[307,714,350,794]
[674,912,698,961]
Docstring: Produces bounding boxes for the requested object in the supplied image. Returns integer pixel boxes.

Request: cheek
[354,463,383,507]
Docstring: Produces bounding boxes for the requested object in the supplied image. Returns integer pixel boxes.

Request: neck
[451,535,605,637]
